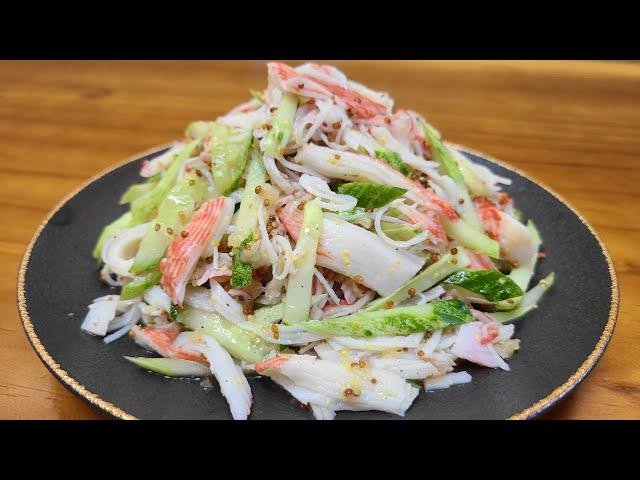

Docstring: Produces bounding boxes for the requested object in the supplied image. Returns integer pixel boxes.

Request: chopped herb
[231,233,254,288]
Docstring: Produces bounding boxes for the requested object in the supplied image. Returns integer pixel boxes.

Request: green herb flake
[231,233,254,288]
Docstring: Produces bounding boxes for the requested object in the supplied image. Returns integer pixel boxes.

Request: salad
[83,62,554,420]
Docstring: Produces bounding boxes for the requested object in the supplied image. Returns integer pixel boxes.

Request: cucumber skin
[130,171,208,274]
[178,307,273,363]
[443,270,523,302]
[299,300,472,337]
[375,150,412,176]
[336,182,406,209]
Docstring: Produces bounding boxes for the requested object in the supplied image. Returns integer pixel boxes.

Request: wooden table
[1,61,638,419]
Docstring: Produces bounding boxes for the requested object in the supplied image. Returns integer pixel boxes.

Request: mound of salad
[83,62,554,420]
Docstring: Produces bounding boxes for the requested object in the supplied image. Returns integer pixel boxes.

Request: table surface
[1,60,638,419]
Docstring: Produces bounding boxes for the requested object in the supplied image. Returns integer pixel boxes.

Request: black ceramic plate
[17,144,618,420]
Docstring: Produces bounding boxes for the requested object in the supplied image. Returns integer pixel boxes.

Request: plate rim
[16,142,620,420]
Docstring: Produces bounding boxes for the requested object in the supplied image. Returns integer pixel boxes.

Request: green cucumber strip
[93,211,132,260]
[130,140,200,226]
[253,295,326,324]
[209,126,252,195]
[333,207,372,229]
[375,150,412,176]
[125,356,210,377]
[298,300,472,337]
[380,222,422,241]
[422,121,465,185]
[455,154,487,197]
[282,200,323,325]
[228,147,267,248]
[120,182,156,205]
[177,307,273,363]
[493,272,554,323]
[120,270,162,300]
[422,121,481,228]
[185,121,215,140]
[336,182,406,209]
[365,249,470,312]
[262,92,298,156]
[443,270,523,302]
[441,217,500,258]
[491,305,536,323]
[131,170,208,274]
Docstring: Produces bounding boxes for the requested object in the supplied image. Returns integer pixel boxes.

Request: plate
[17,144,619,419]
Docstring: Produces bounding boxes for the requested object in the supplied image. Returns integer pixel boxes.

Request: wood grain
[1,60,638,419]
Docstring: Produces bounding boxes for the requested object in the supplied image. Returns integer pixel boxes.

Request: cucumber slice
[336,182,406,209]
[130,140,200,226]
[228,146,267,248]
[441,217,500,259]
[120,270,162,300]
[282,200,323,325]
[131,170,208,274]
[209,125,252,195]
[253,295,326,324]
[262,92,297,156]
[443,270,523,302]
[178,307,273,363]
[185,121,215,140]
[125,356,210,377]
[365,249,469,312]
[493,272,554,323]
[298,300,472,337]
[380,222,422,241]
[93,211,132,260]
[119,182,156,205]
[422,122,464,185]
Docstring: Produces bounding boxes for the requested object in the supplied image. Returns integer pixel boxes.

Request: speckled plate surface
[17,144,618,420]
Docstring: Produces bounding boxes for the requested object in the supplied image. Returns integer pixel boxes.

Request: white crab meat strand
[278,202,425,296]
[424,371,472,391]
[328,332,425,352]
[81,295,120,336]
[140,143,184,178]
[193,334,252,420]
[451,322,510,371]
[254,355,418,416]
[101,223,149,277]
